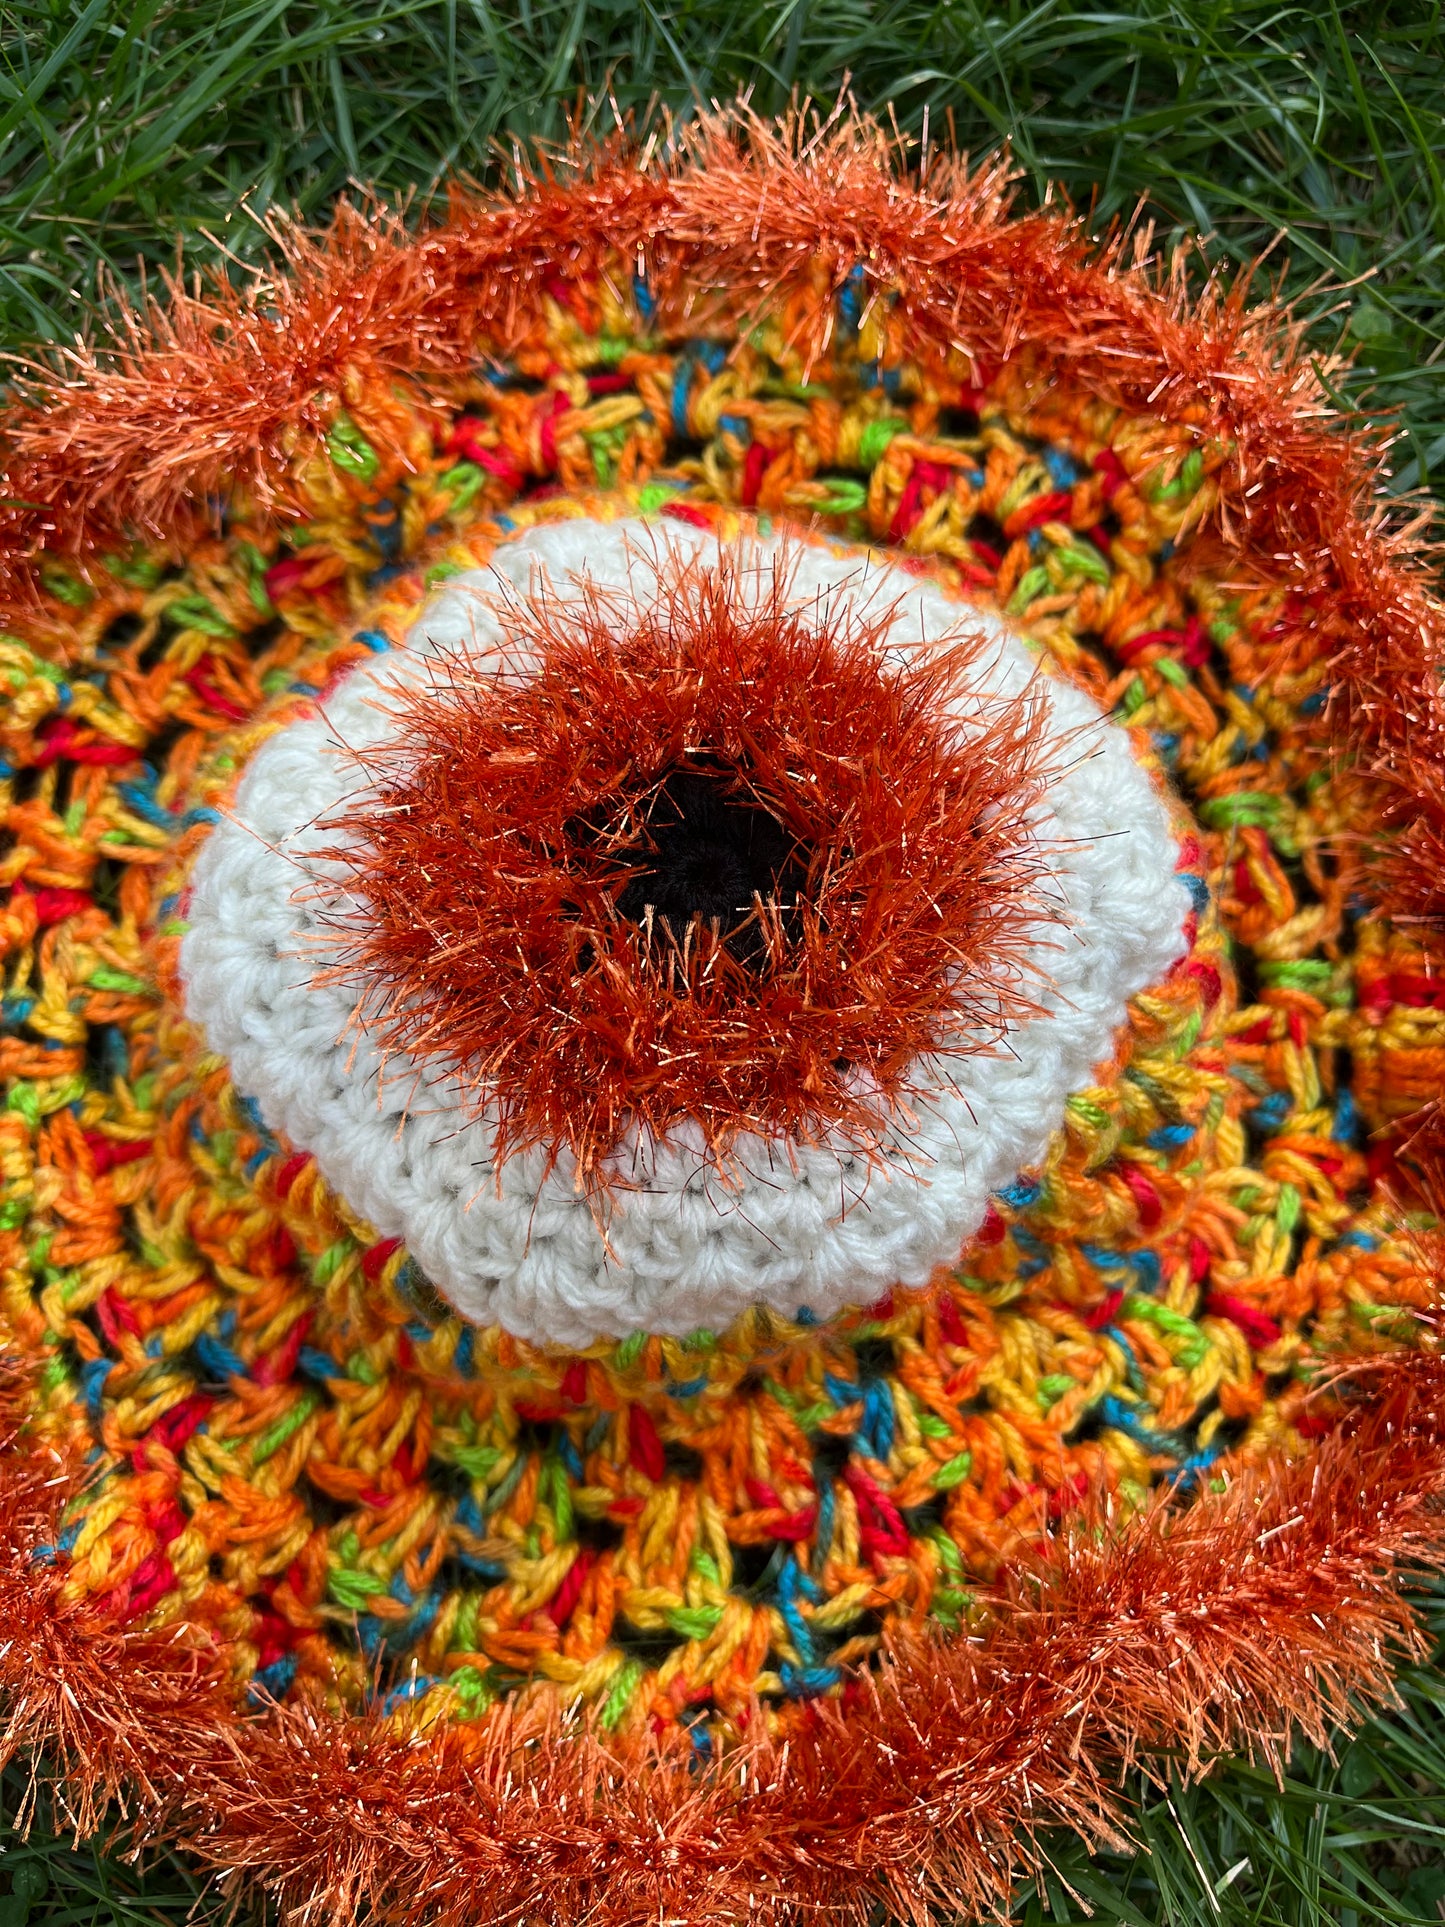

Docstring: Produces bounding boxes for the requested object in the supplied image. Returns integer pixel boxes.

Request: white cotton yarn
[180,517,1189,1348]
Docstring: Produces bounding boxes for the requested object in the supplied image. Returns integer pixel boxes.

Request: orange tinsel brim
[3,108,1443,938]
[5,1353,1445,1926]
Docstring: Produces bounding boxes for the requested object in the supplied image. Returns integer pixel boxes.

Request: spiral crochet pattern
[2,104,1445,1927]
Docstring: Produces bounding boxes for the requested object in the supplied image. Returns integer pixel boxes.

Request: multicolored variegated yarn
[5,318,1437,1735]
[2,109,1444,1927]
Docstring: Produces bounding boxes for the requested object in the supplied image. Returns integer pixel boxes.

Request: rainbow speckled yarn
[3,108,1445,1927]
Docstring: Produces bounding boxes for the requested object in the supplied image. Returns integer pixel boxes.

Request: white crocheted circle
[180,517,1188,1348]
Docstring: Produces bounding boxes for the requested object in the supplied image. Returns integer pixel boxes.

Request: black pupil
[611,769,808,965]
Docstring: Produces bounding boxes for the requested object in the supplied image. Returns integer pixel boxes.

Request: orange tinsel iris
[318,544,1056,1179]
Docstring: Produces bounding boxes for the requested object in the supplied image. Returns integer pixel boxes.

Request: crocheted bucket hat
[3,106,1444,1926]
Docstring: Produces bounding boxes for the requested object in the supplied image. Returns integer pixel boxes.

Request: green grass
[1024,1590,1445,1927]
[0,1769,221,1927]
[2,1,1444,1923]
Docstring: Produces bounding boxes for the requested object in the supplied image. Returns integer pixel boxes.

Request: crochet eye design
[180,516,1188,1345]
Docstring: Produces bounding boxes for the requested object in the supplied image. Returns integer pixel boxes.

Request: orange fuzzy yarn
[6,1353,1445,1927]
[318,541,1056,1177]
